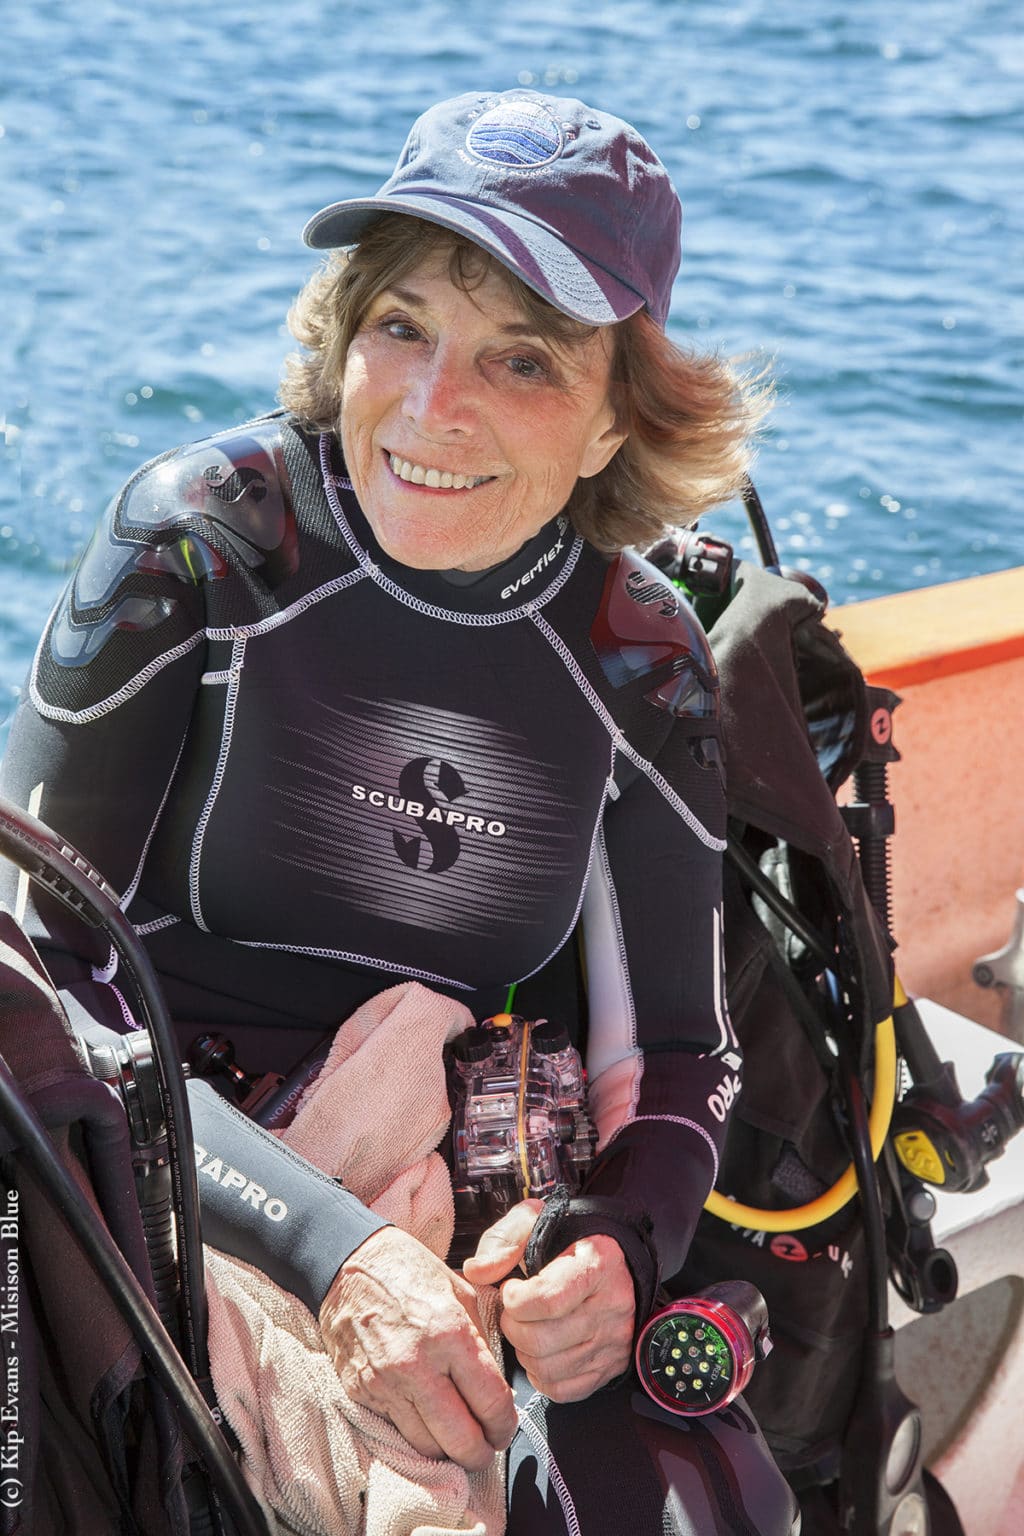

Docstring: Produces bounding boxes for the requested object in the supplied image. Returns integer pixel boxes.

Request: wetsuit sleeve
[188,1081,387,1312]
[0,468,211,1010]
[579,717,740,1289]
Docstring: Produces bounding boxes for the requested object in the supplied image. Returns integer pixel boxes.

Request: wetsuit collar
[322,434,579,613]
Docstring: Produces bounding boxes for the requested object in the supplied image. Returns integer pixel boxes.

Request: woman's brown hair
[280,214,769,551]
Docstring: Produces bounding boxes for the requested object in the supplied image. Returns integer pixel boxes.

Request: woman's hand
[319,1226,517,1471]
[464,1201,636,1402]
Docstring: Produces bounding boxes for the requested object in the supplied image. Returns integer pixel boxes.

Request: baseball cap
[302,89,682,329]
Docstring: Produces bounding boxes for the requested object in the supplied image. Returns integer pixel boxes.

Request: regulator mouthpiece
[635,1281,771,1417]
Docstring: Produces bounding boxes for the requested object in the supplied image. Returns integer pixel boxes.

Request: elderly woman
[1,91,794,1532]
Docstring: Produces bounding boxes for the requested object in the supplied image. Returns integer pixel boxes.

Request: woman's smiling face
[339,250,626,571]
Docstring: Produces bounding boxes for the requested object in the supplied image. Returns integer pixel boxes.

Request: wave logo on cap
[465,100,564,169]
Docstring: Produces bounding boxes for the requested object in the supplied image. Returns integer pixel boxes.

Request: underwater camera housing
[447,1012,596,1262]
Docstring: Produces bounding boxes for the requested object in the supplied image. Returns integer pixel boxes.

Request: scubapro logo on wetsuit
[352,755,507,875]
[193,1144,288,1222]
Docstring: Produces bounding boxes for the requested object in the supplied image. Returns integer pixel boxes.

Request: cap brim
[302,192,646,328]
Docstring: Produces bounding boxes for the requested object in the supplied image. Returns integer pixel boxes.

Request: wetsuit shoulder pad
[44,415,296,683]
[115,413,294,560]
[590,549,719,719]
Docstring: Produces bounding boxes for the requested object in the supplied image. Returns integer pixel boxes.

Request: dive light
[635,1281,771,1417]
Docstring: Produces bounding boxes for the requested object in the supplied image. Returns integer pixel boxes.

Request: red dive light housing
[635,1281,772,1417]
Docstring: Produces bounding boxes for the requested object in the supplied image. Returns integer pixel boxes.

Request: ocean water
[3,0,1022,736]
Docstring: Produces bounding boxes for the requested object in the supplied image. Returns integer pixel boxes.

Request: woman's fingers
[382,1396,446,1462]
[387,1377,510,1471]
[446,1325,520,1451]
[461,1198,543,1286]
[499,1233,636,1398]
[319,1226,516,1470]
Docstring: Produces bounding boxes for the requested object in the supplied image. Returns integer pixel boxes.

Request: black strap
[523,1185,660,1379]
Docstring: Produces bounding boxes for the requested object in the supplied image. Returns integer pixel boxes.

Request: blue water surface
[3,0,1023,734]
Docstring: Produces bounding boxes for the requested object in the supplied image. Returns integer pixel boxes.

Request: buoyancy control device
[653,485,1024,1536]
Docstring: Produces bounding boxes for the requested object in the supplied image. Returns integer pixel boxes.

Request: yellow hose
[703,1009,899,1233]
[516,1019,532,1202]
[487,1011,532,1200]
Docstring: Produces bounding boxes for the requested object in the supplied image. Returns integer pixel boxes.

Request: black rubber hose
[0,798,207,1380]
[842,1061,890,1332]
[0,1052,271,1536]
[140,1183,181,1338]
[740,478,780,569]
[726,837,834,970]
[851,760,894,939]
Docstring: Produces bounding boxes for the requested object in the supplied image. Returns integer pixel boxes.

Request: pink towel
[205,982,507,1536]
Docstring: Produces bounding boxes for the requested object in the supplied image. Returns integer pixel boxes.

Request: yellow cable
[516,1019,532,1202]
[703,1009,899,1233]
[180,537,199,583]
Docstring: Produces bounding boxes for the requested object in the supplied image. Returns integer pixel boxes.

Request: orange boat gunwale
[825,566,1024,689]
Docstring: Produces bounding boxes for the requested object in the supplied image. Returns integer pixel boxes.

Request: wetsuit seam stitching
[515,1396,581,1536]
[504,771,610,991]
[233,939,475,991]
[106,980,139,1032]
[85,965,140,1032]
[121,724,193,914]
[134,913,181,936]
[30,626,206,725]
[204,569,369,640]
[712,903,738,1054]
[607,1113,720,1181]
[190,633,246,931]
[30,579,368,724]
[527,608,726,853]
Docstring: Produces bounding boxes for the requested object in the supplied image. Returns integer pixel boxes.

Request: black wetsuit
[0,412,794,1533]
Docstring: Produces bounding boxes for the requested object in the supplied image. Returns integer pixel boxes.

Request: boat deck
[892,1002,1024,1533]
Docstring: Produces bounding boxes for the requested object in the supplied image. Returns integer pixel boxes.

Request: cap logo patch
[465,100,564,169]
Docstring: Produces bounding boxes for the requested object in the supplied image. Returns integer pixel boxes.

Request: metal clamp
[974,889,1024,1041]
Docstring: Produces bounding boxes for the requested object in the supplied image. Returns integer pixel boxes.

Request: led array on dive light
[635,1283,770,1418]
